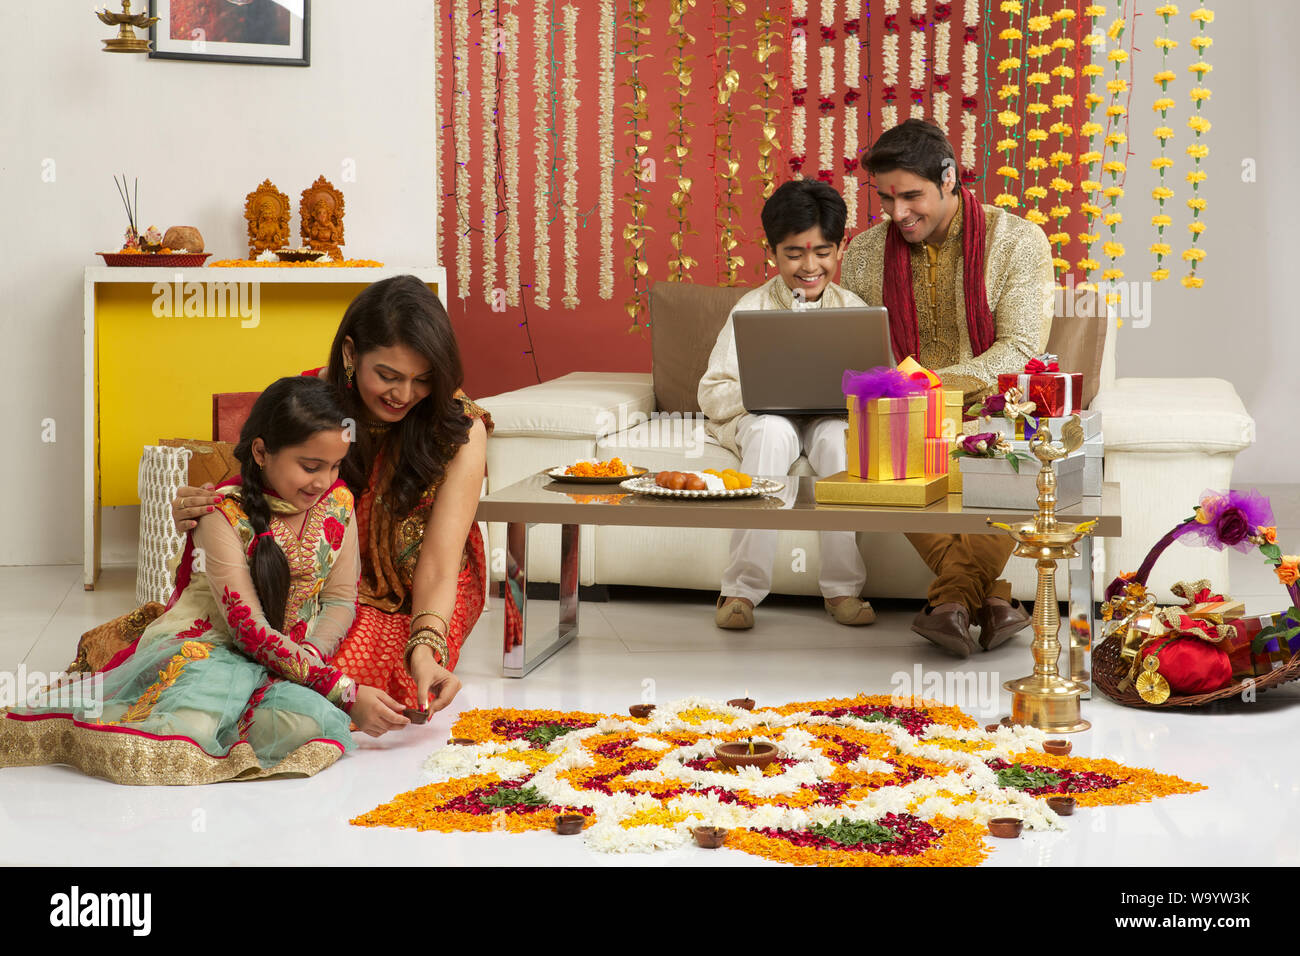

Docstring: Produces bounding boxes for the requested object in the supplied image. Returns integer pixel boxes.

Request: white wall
[1107,0,1297,484]
[0,1,437,565]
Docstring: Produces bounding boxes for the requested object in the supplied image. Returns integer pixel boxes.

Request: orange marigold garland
[1182,3,1213,289]
[1021,3,1054,228]
[1076,2,1107,290]
[352,695,1205,866]
[1097,0,1132,296]
[1148,4,1178,282]
[994,1,1025,211]
[1046,4,1077,283]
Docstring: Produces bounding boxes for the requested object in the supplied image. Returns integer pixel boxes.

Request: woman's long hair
[324,275,472,515]
[231,376,349,632]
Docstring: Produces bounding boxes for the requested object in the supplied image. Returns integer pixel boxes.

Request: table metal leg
[501,522,580,678]
[1067,536,1095,700]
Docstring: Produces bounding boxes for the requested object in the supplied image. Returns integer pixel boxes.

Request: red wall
[439,1,1092,399]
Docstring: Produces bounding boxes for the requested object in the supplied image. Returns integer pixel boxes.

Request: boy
[698,179,874,630]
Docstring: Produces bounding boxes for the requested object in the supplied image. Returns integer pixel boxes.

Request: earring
[345,364,354,389]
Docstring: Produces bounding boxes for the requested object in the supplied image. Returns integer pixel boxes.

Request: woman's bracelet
[410,610,450,637]
[405,628,448,672]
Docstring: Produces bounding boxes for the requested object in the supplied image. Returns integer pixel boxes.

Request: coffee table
[475,474,1122,684]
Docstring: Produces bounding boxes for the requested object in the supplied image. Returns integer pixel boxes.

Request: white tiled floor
[2,489,1298,867]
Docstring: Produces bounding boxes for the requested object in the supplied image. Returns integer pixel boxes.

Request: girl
[0,377,378,784]
[171,276,492,725]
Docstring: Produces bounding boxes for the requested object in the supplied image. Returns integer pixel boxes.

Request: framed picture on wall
[148,0,310,66]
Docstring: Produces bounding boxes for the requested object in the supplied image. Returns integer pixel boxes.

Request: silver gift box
[989,408,1102,441]
[1006,434,1104,496]
[958,451,1085,509]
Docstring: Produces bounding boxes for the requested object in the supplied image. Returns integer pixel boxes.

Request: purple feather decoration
[842,366,929,403]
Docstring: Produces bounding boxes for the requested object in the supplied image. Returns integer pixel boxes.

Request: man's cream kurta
[839,201,1054,401]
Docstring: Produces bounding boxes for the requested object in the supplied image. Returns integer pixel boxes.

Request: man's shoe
[715,596,754,630]
[824,597,876,626]
[977,597,1031,650]
[910,602,976,658]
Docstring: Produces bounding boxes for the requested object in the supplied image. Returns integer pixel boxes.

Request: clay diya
[1047,796,1076,816]
[449,738,477,746]
[727,697,756,711]
[713,741,780,770]
[403,708,429,725]
[987,817,1023,839]
[554,814,587,835]
[629,704,656,719]
[1043,739,1072,756]
[692,826,727,849]
[984,724,1001,733]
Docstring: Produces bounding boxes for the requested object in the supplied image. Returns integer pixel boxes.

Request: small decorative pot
[1043,739,1072,756]
[1047,796,1076,816]
[987,817,1023,839]
[629,704,656,719]
[692,826,727,849]
[555,814,587,835]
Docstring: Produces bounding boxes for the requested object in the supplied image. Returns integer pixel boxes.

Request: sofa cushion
[1045,289,1108,409]
[650,281,753,414]
[478,371,655,439]
[1091,378,1254,453]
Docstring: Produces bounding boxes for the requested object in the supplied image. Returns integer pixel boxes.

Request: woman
[172,276,491,733]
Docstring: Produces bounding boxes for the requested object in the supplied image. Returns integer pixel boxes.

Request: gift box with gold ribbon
[815,471,949,507]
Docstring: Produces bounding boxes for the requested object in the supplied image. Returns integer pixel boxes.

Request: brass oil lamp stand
[988,418,1096,733]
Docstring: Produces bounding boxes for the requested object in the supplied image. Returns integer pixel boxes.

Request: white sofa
[479,305,1254,605]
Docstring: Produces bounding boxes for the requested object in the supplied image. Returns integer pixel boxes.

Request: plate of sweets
[619,469,783,499]
[546,458,649,484]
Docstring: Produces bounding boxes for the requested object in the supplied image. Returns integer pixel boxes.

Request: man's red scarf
[882,186,995,362]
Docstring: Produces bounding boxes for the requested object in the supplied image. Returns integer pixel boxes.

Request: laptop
[734,306,892,415]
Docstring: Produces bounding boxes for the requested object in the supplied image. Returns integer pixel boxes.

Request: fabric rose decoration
[323,517,345,551]
[1186,490,1274,553]
[960,432,1000,456]
[1278,556,1300,588]
[981,394,1007,415]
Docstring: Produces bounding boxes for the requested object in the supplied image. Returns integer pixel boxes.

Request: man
[840,118,1055,657]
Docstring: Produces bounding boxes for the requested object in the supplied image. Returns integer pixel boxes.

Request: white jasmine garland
[961,0,980,174]
[480,9,498,305]
[453,0,471,299]
[503,13,522,307]
[531,0,551,308]
[560,4,580,309]
[909,0,928,119]
[597,0,616,299]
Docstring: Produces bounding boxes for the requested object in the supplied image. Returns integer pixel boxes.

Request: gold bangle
[411,610,450,636]
[405,630,448,672]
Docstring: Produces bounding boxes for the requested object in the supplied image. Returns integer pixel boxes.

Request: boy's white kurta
[698,275,868,457]
[696,275,869,606]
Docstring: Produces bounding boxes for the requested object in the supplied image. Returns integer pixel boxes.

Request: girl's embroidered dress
[0,480,359,785]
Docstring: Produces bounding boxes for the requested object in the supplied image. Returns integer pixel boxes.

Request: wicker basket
[1094,631,1300,707]
[1095,493,1300,708]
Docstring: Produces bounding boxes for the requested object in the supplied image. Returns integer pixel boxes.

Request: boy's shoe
[715,596,755,630]
[976,597,1031,650]
[910,602,976,658]
[824,597,876,626]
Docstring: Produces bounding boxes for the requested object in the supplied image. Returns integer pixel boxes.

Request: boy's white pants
[720,413,867,605]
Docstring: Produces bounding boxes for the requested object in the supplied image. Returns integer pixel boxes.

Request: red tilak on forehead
[890,185,897,196]
[806,242,813,249]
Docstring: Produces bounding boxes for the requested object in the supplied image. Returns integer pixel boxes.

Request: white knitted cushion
[136,445,192,606]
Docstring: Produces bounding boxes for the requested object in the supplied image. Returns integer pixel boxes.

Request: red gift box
[995,371,1084,418]
[1221,619,1261,680]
